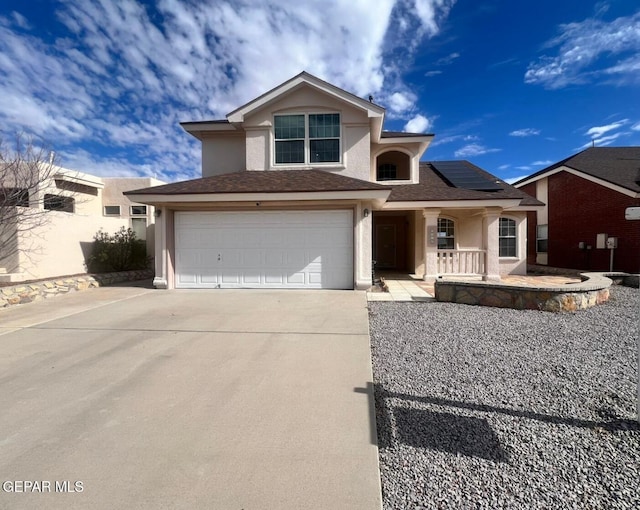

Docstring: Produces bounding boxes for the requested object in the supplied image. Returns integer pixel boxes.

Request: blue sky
[0,0,639,183]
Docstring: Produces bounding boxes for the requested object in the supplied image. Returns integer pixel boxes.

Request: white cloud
[516,166,532,171]
[498,164,510,170]
[531,160,553,166]
[509,128,540,137]
[388,91,416,114]
[525,11,640,89]
[454,143,501,158]
[404,114,432,133]
[576,132,627,150]
[504,175,528,184]
[0,0,456,181]
[424,70,442,77]
[586,119,628,137]
[632,122,640,131]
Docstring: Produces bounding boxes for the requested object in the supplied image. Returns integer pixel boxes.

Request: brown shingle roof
[124,170,391,195]
[514,147,640,192]
[388,162,543,205]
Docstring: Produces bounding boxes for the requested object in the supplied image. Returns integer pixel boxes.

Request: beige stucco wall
[102,177,164,254]
[2,176,164,280]
[12,210,125,279]
[201,133,246,176]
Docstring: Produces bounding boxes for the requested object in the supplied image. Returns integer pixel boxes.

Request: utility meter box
[596,233,608,249]
[606,237,618,249]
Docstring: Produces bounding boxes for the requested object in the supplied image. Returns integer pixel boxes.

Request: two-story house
[126,72,541,290]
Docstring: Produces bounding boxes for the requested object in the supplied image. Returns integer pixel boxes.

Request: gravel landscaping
[369,284,639,509]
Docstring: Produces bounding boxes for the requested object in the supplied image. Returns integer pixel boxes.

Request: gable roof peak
[226,71,385,124]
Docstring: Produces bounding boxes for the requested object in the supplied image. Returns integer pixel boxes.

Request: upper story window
[104,205,120,216]
[375,150,411,181]
[44,194,74,213]
[131,205,147,215]
[274,113,340,164]
[377,163,397,181]
[499,217,517,257]
[437,218,455,250]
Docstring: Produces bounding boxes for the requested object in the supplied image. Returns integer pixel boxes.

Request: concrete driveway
[0,285,382,509]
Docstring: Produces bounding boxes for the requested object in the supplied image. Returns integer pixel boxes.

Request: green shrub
[86,227,150,273]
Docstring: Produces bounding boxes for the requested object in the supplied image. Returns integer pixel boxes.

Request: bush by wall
[86,227,150,273]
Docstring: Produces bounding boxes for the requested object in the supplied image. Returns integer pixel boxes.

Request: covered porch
[372,205,528,281]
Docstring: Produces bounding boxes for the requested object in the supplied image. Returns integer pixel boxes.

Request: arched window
[437,218,455,250]
[499,217,517,257]
[377,163,397,181]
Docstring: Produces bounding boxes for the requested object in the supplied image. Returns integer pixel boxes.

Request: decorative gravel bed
[369,285,639,509]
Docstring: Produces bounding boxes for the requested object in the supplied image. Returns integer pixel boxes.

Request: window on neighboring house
[536,224,548,253]
[131,217,147,240]
[130,205,147,215]
[499,217,517,257]
[377,163,397,181]
[0,188,29,207]
[274,113,340,164]
[104,205,120,216]
[437,218,455,250]
[44,194,74,213]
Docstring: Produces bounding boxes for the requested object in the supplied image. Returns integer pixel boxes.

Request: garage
[174,210,354,289]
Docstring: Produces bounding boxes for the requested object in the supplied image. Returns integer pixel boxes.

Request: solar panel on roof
[431,161,502,191]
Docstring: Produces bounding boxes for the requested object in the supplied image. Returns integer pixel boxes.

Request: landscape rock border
[0,269,154,308]
[435,272,639,312]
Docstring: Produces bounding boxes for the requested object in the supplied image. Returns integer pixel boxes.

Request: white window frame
[437,218,455,250]
[536,224,548,253]
[273,112,342,166]
[499,217,517,258]
[104,205,121,216]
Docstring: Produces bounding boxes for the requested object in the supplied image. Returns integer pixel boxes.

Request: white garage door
[175,210,354,289]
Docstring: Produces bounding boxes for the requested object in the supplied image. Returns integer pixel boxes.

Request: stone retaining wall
[0,269,154,308]
[435,272,637,312]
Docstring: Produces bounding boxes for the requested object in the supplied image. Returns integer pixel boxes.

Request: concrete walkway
[366,273,582,302]
[0,287,382,509]
[367,278,434,302]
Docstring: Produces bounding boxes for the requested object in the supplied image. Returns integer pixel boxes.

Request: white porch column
[153,206,168,289]
[423,209,440,281]
[483,207,502,282]
[355,201,373,290]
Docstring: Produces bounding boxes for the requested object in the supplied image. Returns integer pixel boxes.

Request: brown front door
[375,224,397,268]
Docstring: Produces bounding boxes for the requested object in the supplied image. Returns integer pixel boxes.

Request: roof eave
[382,198,523,210]
[514,165,640,197]
[180,121,240,140]
[125,189,391,205]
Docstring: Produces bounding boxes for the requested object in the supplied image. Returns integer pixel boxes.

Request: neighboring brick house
[514,147,640,273]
